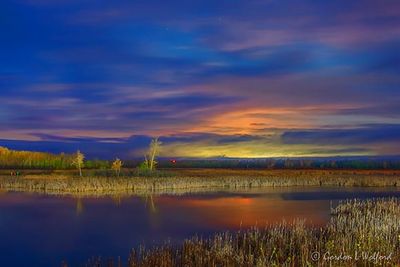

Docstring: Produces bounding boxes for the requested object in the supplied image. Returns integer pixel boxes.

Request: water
[0,187,399,267]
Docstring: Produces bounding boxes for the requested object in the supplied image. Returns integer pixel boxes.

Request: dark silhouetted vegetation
[159,157,400,170]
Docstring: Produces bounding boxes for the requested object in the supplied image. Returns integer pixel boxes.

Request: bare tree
[141,138,162,171]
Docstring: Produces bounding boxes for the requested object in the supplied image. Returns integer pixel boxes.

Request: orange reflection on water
[184,197,254,207]
[158,195,330,228]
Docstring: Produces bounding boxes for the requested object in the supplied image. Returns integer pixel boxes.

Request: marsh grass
[0,169,399,197]
[79,198,399,267]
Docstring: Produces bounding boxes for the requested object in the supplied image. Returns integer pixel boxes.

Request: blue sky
[1,0,400,158]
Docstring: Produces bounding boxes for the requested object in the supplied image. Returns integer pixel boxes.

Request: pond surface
[0,187,399,267]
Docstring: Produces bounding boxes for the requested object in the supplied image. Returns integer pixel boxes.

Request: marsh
[1,187,399,266]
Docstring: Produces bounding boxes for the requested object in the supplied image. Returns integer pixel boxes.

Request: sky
[1,0,400,159]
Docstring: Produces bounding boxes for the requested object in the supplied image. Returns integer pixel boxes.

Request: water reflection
[144,195,158,214]
[0,187,399,267]
[75,198,84,215]
[74,194,159,215]
[156,195,329,227]
[111,195,122,207]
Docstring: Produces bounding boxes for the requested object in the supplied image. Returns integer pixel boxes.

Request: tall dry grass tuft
[328,198,400,257]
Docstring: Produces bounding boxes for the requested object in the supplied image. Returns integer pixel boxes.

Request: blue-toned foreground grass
[76,198,399,267]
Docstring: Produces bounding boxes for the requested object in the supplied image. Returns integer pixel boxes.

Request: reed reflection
[0,187,399,267]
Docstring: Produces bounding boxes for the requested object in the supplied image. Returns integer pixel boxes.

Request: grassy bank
[77,198,400,266]
[0,169,399,196]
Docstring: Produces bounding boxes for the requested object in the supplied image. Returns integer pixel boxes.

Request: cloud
[2,124,399,159]
[1,0,400,157]
[281,124,400,145]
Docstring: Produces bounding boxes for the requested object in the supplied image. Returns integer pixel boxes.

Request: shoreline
[0,169,399,197]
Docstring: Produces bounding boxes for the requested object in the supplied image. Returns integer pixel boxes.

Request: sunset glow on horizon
[1,0,400,158]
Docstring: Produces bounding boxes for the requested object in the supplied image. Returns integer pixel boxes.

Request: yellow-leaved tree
[72,150,85,177]
[111,158,123,177]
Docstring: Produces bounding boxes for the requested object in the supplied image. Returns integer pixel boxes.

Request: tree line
[160,158,400,170]
[0,146,108,170]
[2,142,399,172]
[0,138,162,176]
